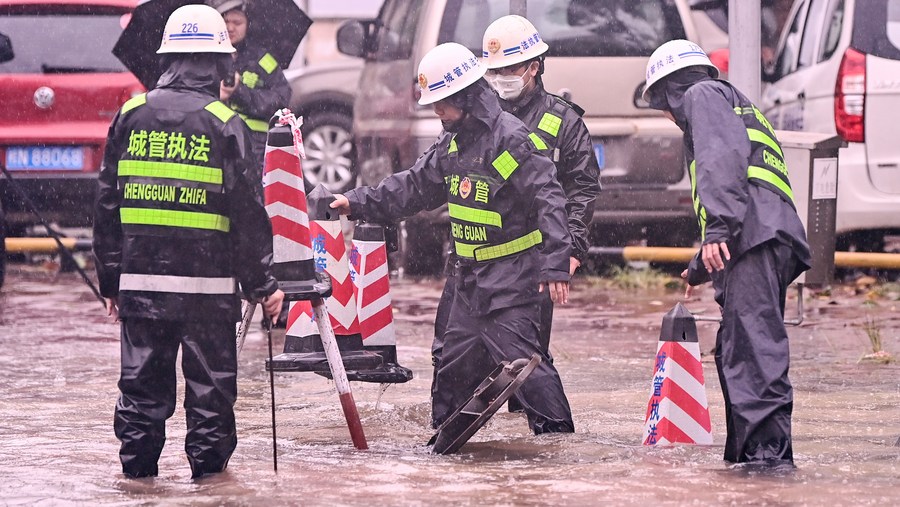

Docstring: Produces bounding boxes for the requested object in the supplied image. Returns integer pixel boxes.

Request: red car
[0,0,142,236]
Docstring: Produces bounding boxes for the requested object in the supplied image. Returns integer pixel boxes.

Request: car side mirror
[337,20,370,59]
[634,82,651,109]
[0,33,13,64]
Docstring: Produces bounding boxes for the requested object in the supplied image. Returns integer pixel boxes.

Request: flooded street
[1,265,899,505]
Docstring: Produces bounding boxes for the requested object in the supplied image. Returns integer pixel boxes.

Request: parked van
[761,0,900,253]
[338,0,702,274]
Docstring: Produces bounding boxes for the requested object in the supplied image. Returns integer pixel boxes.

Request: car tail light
[834,47,865,143]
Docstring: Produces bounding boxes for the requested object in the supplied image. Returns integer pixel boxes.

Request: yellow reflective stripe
[448,203,502,227]
[121,93,147,114]
[748,166,795,203]
[120,208,230,232]
[119,273,235,294]
[239,113,268,132]
[537,113,562,137]
[449,137,458,154]
[259,53,277,74]
[119,160,223,185]
[528,132,548,150]
[474,229,543,261]
[205,101,236,123]
[492,150,519,180]
[455,230,543,261]
[747,128,783,158]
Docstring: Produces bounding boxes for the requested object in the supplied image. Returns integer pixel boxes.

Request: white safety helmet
[642,39,718,102]
[157,4,235,55]
[482,15,549,70]
[416,43,486,106]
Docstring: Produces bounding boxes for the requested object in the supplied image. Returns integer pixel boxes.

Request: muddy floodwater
[1,265,899,506]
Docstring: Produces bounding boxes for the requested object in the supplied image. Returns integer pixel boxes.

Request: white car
[761,0,900,253]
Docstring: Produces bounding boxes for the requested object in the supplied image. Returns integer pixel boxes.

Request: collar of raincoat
[155,53,228,97]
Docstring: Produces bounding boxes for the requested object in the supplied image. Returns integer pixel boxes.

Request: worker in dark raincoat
[93,4,284,479]
[642,40,811,467]
[331,43,575,434]
[209,0,291,194]
[431,15,602,413]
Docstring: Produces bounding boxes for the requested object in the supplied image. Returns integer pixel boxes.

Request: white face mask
[486,67,530,101]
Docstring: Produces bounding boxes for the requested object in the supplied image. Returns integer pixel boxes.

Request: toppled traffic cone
[642,303,713,446]
[346,223,413,383]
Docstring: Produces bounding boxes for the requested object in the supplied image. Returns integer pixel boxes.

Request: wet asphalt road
[0,264,898,506]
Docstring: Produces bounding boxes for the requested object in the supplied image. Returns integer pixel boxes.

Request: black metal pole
[264,317,278,472]
[1,164,106,308]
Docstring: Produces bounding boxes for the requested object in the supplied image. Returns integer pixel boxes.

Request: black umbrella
[113,0,312,90]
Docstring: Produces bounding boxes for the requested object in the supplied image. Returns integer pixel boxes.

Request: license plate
[5,146,85,170]
[593,143,605,169]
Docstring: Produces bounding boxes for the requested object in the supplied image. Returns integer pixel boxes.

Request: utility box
[778,131,846,286]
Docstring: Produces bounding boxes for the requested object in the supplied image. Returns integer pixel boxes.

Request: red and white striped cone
[263,110,369,450]
[284,184,383,372]
[642,303,713,446]
[347,223,413,383]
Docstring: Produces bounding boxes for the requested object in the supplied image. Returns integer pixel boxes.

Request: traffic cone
[283,184,382,371]
[347,223,413,383]
[263,111,379,373]
[642,303,713,446]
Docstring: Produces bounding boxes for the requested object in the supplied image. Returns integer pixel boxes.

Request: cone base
[316,363,414,384]
[266,351,383,372]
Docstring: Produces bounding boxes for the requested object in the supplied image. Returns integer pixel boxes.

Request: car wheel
[301,110,357,194]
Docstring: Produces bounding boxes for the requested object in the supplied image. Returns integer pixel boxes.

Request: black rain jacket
[93,54,278,322]
[658,71,811,285]
[499,83,601,262]
[228,40,291,127]
[345,79,571,314]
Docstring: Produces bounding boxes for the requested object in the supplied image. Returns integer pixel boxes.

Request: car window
[819,0,844,62]
[371,0,425,61]
[799,0,830,68]
[439,0,686,57]
[0,13,127,74]
[772,0,809,79]
[851,0,900,60]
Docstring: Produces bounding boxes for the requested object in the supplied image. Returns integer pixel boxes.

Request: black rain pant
[712,240,799,464]
[115,318,238,478]
[432,271,554,413]
[431,286,573,435]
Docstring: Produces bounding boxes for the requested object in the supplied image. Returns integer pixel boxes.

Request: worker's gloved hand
[262,289,285,323]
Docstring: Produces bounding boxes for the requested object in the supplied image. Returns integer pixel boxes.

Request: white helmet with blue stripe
[642,39,719,102]
[157,4,235,54]
[482,15,549,70]
[417,43,486,106]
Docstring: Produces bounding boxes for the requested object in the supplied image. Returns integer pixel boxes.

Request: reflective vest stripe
[448,203,502,227]
[455,229,543,261]
[528,132,548,150]
[239,113,269,132]
[205,101,236,123]
[120,208,230,232]
[492,150,519,180]
[259,53,278,74]
[120,273,235,294]
[689,160,707,240]
[448,137,458,154]
[748,165,795,204]
[537,112,562,137]
[119,160,223,185]
[121,94,147,115]
[747,128,784,158]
